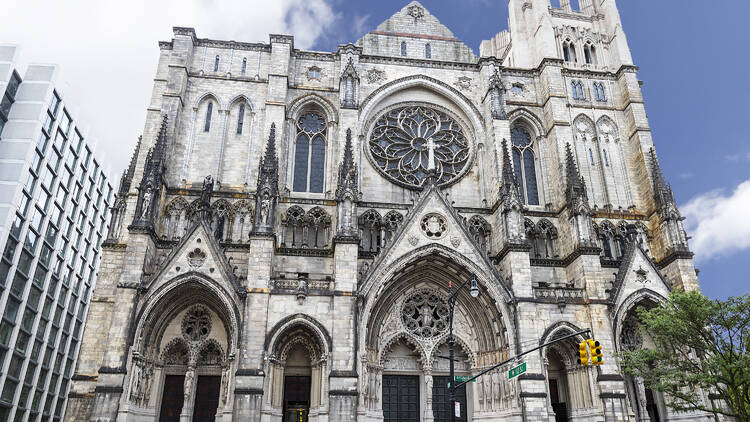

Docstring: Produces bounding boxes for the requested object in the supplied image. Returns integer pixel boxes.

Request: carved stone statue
[140,186,153,218]
[260,194,271,226]
[184,368,195,404]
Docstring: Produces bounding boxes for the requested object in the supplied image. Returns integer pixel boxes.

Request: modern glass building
[0,45,113,422]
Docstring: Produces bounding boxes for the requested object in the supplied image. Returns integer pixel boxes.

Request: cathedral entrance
[382,375,419,422]
[547,351,570,422]
[158,375,185,422]
[192,375,221,422]
[283,376,311,422]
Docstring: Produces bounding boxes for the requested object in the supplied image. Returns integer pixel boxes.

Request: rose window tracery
[401,290,450,338]
[420,213,447,239]
[182,305,212,342]
[368,104,471,189]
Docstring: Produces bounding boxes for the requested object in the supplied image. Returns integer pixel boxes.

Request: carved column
[180,366,196,422]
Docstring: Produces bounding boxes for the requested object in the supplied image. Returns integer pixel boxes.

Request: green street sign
[453,375,476,383]
[508,362,527,379]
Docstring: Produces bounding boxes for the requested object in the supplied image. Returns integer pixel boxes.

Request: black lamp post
[448,274,479,422]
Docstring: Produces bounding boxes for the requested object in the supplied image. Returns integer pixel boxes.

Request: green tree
[620,290,750,420]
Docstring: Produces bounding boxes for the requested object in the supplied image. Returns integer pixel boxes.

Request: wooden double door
[382,375,467,422]
[158,374,221,422]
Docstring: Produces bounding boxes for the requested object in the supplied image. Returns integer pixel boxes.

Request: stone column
[180,366,196,422]
[424,371,434,422]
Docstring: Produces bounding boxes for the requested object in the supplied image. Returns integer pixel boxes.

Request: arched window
[563,39,576,63]
[594,83,606,102]
[204,102,213,132]
[588,148,595,166]
[214,55,220,72]
[237,103,245,134]
[210,200,231,241]
[359,210,382,253]
[306,207,330,248]
[292,112,327,193]
[598,222,618,259]
[425,43,431,59]
[603,148,610,166]
[241,57,247,75]
[401,41,407,57]
[584,42,596,65]
[524,219,539,256]
[511,126,540,206]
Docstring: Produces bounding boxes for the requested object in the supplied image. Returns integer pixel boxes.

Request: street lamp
[448,274,479,422]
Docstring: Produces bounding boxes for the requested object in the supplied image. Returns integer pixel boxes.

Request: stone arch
[231,200,253,243]
[133,271,242,354]
[507,107,546,138]
[612,288,667,352]
[163,196,190,240]
[193,92,225,111]
[359,209,382,253]
[210,198,233,241]
[377,331,427,367]
[360,244,516,371]
[160,337,190,365]
[540,321,595,413]
[227,94,254,111]
[596,114,619,142]
[264,313,333,360]
[264,314,332,411]
[357,74,486,144]
[428,331,477,369]
[196,338,226,366]
[287,93,338,124]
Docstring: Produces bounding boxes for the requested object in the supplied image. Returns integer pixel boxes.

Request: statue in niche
[259,193,271,226]
[140,186,153,218]
[419,305,434,327]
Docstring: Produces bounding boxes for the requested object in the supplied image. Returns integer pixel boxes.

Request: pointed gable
[359,182,511,300]
[610,243,671,312]
[144,220,243,298]
[358,1,477,63]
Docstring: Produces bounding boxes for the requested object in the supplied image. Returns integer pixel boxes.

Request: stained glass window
[292,112,326,193]
[511,126,540,205]
[204,102,212,132]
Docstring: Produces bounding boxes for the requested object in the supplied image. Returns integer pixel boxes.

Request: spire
[500,138,518,193]
[336,128,358,200]
[118,135,141,197]
[649,148,675,207]
[253,124,280,234]
[564,142,588,206]
[130,115,169,230]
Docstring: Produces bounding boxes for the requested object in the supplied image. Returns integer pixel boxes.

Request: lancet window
[562,39,577,62]
[526,219,558,259]
[292,112,326,193]
[597,221,619,259]
[231,201,252,243]
[583,42,597,65]
[163,197,190,240]
[510,126,540,206]
[210,200,232,242]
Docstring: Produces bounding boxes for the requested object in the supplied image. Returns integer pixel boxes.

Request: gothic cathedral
[65,1,712,421]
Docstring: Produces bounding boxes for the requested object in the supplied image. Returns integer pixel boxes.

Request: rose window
[182,305,211,341]
[401,290,450,338]
[369,105,471,189]
[420,213,447,239]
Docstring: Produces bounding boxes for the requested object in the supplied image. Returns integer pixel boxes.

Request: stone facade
[66,1,715,421]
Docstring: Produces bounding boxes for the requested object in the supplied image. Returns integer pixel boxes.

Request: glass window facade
[0,71,22,139]
[0,88,113,421]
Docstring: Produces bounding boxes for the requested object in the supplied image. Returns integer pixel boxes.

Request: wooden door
[432,376,467,422]
[192,375,221,422]
[382,375,419,422]
[159,375,184,422]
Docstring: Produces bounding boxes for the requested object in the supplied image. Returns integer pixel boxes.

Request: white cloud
[681,180,750,262]
[0,0,337,180]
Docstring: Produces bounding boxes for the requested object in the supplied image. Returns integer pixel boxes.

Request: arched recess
[263,314,332,417]
[357,75,488,199]
[127,272,242,420]
[611,289,669,422]
[286,94,337,196]
[508,109,548,207]
[184,93,223,184]
[218,95,254,185]
[595,115,632,208]
[359,246,517,416]
[573,114,608,206]
[539,322,596,419]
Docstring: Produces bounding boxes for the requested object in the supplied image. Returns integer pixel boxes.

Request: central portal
[283,376,311,422]
[382,375,419,422]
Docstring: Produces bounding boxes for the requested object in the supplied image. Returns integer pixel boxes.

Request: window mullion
[306,135,313,192]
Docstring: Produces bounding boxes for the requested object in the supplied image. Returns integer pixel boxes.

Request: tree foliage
[620,290,750,420]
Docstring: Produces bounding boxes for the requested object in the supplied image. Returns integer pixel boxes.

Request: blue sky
[2,0,747,299]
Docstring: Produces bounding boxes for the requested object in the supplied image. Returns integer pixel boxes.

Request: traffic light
[578,340,589,365]
[591,340,603,365]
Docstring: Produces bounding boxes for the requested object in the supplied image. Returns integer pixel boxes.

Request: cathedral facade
[65,1,712,421]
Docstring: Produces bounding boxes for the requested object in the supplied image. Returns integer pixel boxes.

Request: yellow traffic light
[591,340,603,365]
[578,340,589,365]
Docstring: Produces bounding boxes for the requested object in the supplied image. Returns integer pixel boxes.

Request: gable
[358,2,477,62]
[359,183,511,300]
[145,221,241,296]
[611,244,671,312]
